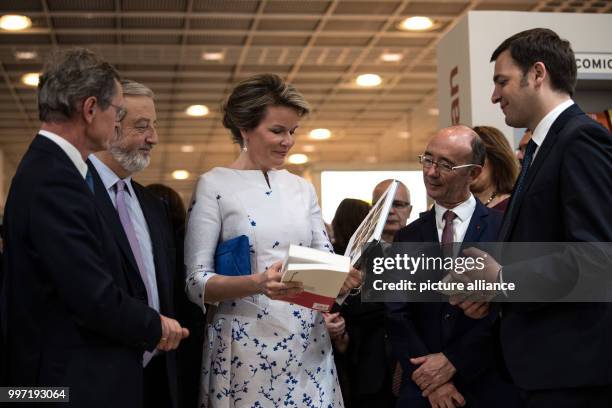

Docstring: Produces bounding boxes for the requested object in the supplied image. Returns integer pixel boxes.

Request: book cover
[280,245,350,312]
[344,180,399,266]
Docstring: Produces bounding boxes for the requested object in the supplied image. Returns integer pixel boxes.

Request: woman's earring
[242,139,248,152]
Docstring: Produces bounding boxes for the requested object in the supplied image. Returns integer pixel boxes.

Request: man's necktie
[85,169,94,193]
[441,210,457,258]
[115,179,154,366]
[499,139,538,240]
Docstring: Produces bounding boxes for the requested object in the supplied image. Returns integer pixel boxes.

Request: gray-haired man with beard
[87,80,188,408]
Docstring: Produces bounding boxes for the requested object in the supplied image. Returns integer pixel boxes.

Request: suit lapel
[504,104,581,239]
[133,182,172,314]
[86,160,143,285]
[463,200,488,244]
[418,209,439,243]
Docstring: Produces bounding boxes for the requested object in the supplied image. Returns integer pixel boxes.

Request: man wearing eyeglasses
[87,80,192,408]
[1,49,167,407]
[373,179,412,244]
[386,125,522,408]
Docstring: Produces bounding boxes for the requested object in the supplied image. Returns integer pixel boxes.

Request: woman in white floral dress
[185,74,359,408]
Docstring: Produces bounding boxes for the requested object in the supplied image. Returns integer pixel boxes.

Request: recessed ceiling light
[381,53,403,62]
[186,104,209,117]
[202,52,224,61]
[15,51,37,60]
[21,72,40,86]
[302,144,316,153]
[356,73,382,87]
[399,16,434,31]
[398,131,411,139]
[309,128,331,140]
[0,15,32,31]
[288,153,308,164]
[172,170,190,180]
[181,145,195,153]
[427,108,440,116]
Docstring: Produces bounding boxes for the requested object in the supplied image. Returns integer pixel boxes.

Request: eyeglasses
[392,200,411,209]
[418,155,481,173]
[110,103,127,122]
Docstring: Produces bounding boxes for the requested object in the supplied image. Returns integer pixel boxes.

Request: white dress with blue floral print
[185,167,343,408]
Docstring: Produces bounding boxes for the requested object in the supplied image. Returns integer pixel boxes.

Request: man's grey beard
[109,144,151,174]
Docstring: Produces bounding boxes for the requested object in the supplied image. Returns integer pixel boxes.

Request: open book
[280,245,350,312]
[345,180,399,266]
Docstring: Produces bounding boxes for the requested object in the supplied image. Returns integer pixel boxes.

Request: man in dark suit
[87,79,193,408]
[386,125,522,408]
[0,48,187,407]
[456,28,612,407]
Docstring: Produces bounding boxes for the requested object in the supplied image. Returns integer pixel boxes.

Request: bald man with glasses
[386,125,522,408]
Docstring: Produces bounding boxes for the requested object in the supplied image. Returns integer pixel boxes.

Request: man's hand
[427,382,466,408]
[449,297,490,319]
[339,266,362,295]
[461,247,501,283]
[410,353,457,397]
[157,315,190,351]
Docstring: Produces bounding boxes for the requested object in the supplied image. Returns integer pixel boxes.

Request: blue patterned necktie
[85,169,94,193]
[499,139,538,239]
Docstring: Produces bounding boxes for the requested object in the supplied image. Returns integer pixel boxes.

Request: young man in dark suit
[87,79,194,408]
[1,49,186,407]
[386,125,522,408]
[456,28,612,407]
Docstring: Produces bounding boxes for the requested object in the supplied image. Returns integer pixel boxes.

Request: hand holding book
[255,260,304,300]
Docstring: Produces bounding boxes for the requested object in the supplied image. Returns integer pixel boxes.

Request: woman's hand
[322,312,346,338]
[255,261,303,300]
[339,266,362,295]
[323,312,349,353]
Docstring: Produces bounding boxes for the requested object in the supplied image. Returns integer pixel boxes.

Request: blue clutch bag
[214,235,251,276]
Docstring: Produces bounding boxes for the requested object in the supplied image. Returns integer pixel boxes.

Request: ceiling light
[202,52,224,61]
[0,15,32,31]
[186,104,209,117]
[356,74,382,87]
[288,154,308,164]
[21,72,40,86]
[172,170,190,180]
[381,53,403,62]
[181,145,195,153]
[302,144,316,153]
[398,131,411,139]
[15,51,37,60]
[309,128,331,140]
[427,108,440,116]
[399,16,434,31]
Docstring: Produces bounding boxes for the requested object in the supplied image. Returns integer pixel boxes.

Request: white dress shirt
[434,194,477,244]
[39,129,88,179]
[530,98,574,157]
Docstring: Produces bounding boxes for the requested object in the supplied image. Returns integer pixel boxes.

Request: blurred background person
[372,180,412,243]
[470,126,520,212]
[331,198,371,256]
[146,183,204,408]
[330,191,403,408]
[327,198,370,404]
[184,73,359,407]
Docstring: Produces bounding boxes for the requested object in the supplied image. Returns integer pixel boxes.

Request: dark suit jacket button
[444,313,451,320]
